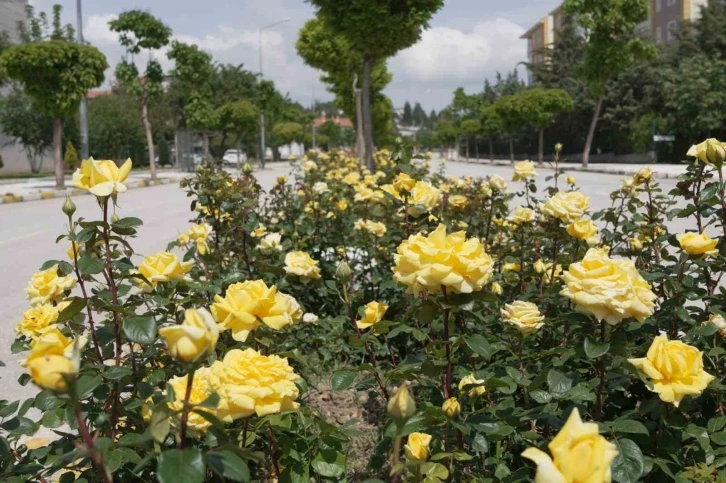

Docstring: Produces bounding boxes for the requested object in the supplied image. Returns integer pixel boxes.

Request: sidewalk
[455,158,688,180]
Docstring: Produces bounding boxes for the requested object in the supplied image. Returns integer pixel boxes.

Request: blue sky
[31,0,563,111]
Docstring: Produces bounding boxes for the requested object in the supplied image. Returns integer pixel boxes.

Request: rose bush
[3,138,726,482]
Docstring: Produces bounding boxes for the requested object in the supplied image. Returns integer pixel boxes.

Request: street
[0,161,691,402]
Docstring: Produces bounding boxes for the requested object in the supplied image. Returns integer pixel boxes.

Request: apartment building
[519,15,554,85]
[650,0,708,43]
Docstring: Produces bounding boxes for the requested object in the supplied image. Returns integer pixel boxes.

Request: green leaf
[34,391,64,411]
[330,370,356,391]
[75,375,102,400]
[530,390,552,404]
[150,406,171,443]
[472,433,488,453]
[123,316,157,345]
[157,449,205,483]
[611,420,649,436]
[77,256,105,275]
[104,366,132,380]
[0,401,18,418]
[708,416,726,433]
[710,431,726,446]
[113,217,143,228]
[465,334,492,360]
[584,337,610,359]
[547,370,573,396]
[56,297,86,324]
[206,451,250,482]
[311,449,346,477]
[612,438,644,483]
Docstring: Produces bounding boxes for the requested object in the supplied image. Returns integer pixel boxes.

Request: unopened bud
[706,139,726,166]
[243,162,253,174]
[490,281,503,295]
[62,197,76,217]
[442,397,461,419]
[387,384,416,422]
[111,213,120,224]
[336,260,352,283]
[554,142,563,153]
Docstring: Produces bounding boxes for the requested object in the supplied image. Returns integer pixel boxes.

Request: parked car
[223,149,246,166]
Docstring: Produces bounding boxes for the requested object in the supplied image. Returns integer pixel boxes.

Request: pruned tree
[460,119,482,160]
[518,88,574,164]
[494,94,527,163]
[480,104,502,163]
[109,10,172,180]
[216,100,259,167]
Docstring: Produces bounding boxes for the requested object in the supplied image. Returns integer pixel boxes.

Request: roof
[549,3,565,16]
[87,90,112,99]
[314,116,353,129]
[520,17,547,39]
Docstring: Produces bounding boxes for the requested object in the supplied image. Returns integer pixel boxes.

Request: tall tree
[480,104,502,162]
[460,119,481,160]
[109,10,172,180]
[402,101,413,125]
[216,100,259,167]
[518,88,574,164]
[0,87,53,172]
[494,94,526,163]
[563,0,655,166]
[412,102,427,126]
[307,0,444,169]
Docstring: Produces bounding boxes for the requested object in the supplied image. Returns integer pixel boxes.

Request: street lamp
[77,0,89,160]
[258,17,290,168]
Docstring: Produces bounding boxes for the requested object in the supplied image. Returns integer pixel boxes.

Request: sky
[30,0,563,112]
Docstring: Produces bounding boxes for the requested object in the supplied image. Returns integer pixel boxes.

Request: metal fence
[174,129,203,173]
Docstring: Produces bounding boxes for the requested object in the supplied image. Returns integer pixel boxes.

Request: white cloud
[84,13,118,46]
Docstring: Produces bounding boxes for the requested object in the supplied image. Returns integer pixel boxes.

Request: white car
[223,149,246,166]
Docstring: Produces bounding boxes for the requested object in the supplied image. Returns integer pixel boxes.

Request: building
[313,115,353,129]
[520,16,554,85]
[650,0,708,43]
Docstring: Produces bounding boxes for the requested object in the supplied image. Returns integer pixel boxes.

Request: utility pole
[312,83,317,151]
[77,0,89,160]
[258,18,290,169]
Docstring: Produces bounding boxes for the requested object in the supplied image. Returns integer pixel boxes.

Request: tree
[412,102,427,126]
[157,137,170,166]
[518,88,574,164]
[0,41,107,188]
[460,119,481,160]
[0,86,53,172]
[216,100,259,167]
[272,122,304,146]
[109,10,172,180]
[307,0,444,169]
[317,120,342,150]
[87,92,146,162]
[563,0,655,166]
[494,94,527,163]
[480,104,502,162]
[63,140,78,169]
[435,119,457,158]
[402,101,413,126]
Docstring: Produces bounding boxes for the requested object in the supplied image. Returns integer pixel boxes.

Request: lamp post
[77,0,89,160]
[258,18,290,168]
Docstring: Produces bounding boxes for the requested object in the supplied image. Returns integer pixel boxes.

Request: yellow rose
[211,280,301,342]
[336,199,349,211]
[312,181,329,194]
[159,308,219,362]
[489,175,507,191]
[522,408,618,483]
[284,251,321,280]
[15,303,62,338]
[567,219,599,241]
[501,301,545,335]
[561,247,656,325]
[165,368,219,432]
[26,266,76,306]
[629,334,714,407]
[408,181,442,216]
[257,233,282,251]
[442,397,461,419]
[535,260,562,285]
[387,384,416,421]
[490,282,503,295]
[633,167,653,185]
[405,432,432,461]
[356,301,388,330]
[676,232,718,257]
[687,138,726,166]
[251,224,267,238]
[303,160,318,172]
[72,157,132,197]
[354,219,387,238]
[566,175,576,185]
[277,175,287,185]
[541,191,590,223]
[509,206,535,225]
[25,330,85,392]
[458,373,486,397]
[706,313,726,337]
[393,224,494,295]
[187,223,211,255]
[209,348,300,420]
[629,236,644,251]
[512,160,536,181]
[448,195,469,210]
[137,252,192,292]
[503,262,521,273]
[177,232,190,246]
[393,173,416,193]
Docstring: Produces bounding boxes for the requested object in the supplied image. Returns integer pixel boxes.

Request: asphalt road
[0,160,693,402]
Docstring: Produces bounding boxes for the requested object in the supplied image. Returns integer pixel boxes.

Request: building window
[656,0,662,12]
[667,20,677,40]
[656,26,662,43]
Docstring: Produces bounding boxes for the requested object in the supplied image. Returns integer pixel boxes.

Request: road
[0,160,693,402]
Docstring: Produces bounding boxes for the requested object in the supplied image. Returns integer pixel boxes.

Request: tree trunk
[509,135,514,164]
[489,138,494,164]
[142,100,156,180]
[538,128,544,166]
[583,97,603,168]
[475,137,479,161]
[202,132,210,160]
[353,75,365,161]
[236,135,242,170]
[465,138,469,159]
[53,118,64,190]
[361,56,375,171]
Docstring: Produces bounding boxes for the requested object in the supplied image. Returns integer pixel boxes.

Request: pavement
[0,160,699,405]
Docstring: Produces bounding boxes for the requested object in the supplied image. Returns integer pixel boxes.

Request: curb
[0,177,184,206]
[453,159,684,180]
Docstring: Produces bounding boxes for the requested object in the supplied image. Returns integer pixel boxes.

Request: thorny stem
[718,167,726,240]
[644,179,661,264]
[692,163,715,298]
[483,198,496,245]
[442,286,452,399]
[594,320,607,422]
[179,367,196,449]
[267,423,281,479]
[72,385,112,483]
[391,425,403,483]
[672,260,685,339]
[242,418,249,447]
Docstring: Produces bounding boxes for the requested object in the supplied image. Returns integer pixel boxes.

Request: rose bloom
[211,280,301,342]
[490,281,503,295]
[459,373,486,397]
[566,175,576,185]
[356,301,388,329]
[284,251,321,280]
[522,408,618,483]
[509,206,535,225]
[336,199,349,211]
[687,138,726,165]
[251,224,267,238]
[489,175,507,191]
[629,334,714,407]
[73,157,132,197]
[393,172,416,193]
[177,232,190,246]
[501,301,545,335]
[502,262,521,273]
[561,247,656,325]
[276,175,287,185]
[188,223,211,255]
[408,181,442,216]
[159,308,219,362]
[512,160,537,181]
[387,384,416,421]
[15,303,64,338]
[137,252,192,292]
[343,172,361,185]
[257,233,282,251]
[312,181,329,194]
[541,191,590,223]
[26,266,76,306]
[209,348,300,420]
[706,313,726,337]
[354,219,387,238]
[166,368,219,432]
[24,329,86,392]
[448,195,469,210]
[567,219,598,241]
[629,236,644,251]
[353,185,385,203]
[633,167,653,185]
[393,224,493,295]
[677,232,718,257]
[302,160,317,172]
[442,397,461,419]
[405,432,432,461]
